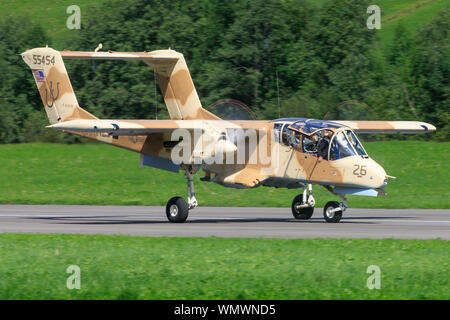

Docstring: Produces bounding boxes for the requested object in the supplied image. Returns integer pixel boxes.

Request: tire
[291,194,314,220]
[323,201,342,223]
[166,196,189,223]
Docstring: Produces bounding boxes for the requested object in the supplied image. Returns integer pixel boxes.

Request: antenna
[154,70,158,120]
[94,43,103,52]
[276,70,280,118]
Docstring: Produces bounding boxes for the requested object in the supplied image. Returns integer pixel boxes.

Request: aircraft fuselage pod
[269,119,387,192]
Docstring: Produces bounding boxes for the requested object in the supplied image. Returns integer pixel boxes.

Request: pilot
[317,130,332,160]
[288,130,301,149]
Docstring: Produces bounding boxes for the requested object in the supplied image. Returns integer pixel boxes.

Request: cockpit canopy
[288,119,342,135]
[274,120,368,160]
[329,129,367,160]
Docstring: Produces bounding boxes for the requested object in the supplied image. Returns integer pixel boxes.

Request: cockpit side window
[281,124,290,146]
[273,123,283,143]
[329,131,357,160]
[290,131,302,151]
[302,134,318,153]
[345,130,367,156]
[281,125,302,151]
[302,129,333,158]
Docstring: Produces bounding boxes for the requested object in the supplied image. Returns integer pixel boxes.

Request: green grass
[0,0,110,48]
[0,234,447,299]
[0,141,448,208]
[377,0,449,47]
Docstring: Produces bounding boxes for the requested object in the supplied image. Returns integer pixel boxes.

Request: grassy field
[0,0,110,48]
[377,0,449,46]
[0,233,448,299]
[0,0,446,49]
[0,141,448,208]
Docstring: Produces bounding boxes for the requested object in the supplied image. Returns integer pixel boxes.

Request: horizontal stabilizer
[60,50,179,66]
[60,49,220,121]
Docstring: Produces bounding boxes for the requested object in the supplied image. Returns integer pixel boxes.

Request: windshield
[345,130,367,156]
[329,131,357,160]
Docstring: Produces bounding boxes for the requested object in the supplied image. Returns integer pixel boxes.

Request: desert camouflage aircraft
[21,46,436,223]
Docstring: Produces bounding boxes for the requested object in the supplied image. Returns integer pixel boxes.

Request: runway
[0,205,448,239]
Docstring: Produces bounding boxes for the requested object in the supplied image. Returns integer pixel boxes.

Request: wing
[47,119,204,135]
[47,119,271,135]
[330,121,436,134]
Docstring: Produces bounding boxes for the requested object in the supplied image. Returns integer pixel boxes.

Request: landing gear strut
[291,184,315,220]
[165,165,199,223]
[323,195,348,223]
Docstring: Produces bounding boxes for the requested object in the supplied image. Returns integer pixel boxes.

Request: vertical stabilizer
[21,47,96,124]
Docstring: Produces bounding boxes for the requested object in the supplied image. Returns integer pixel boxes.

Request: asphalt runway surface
[0,205,448,239]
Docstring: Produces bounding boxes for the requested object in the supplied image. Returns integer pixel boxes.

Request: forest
[0,0,448,143]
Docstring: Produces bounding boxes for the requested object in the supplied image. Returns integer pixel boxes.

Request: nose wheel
[323,195,348,223]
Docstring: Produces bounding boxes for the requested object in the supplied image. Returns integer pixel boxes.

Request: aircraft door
[296,153,318,181]
[279,124,304,178]
[295,132,322,181]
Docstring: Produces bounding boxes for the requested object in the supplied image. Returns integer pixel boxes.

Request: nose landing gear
[323,195,348,223]
[292,185,349,223]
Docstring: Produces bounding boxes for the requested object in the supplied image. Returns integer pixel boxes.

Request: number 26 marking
[353,164,367,176]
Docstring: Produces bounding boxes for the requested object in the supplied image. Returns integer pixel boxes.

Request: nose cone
[372,160,388,189]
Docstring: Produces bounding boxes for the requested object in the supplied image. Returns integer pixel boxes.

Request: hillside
[0,0,110,48]
[378,0,448,45]
[0,0,445,50]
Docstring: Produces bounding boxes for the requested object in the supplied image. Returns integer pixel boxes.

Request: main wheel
[323,201,342,223]
[166,196,189,223]
[291,194,314,220]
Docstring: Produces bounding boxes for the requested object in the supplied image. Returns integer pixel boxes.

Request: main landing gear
[291,185,348,223]
[291,184,315,220]
[165,165,198,223]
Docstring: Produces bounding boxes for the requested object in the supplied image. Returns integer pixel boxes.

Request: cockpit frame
[274,120,369,161]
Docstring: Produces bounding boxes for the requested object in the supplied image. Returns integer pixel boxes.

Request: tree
[410,9,449,140]
[0,17,53,143]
